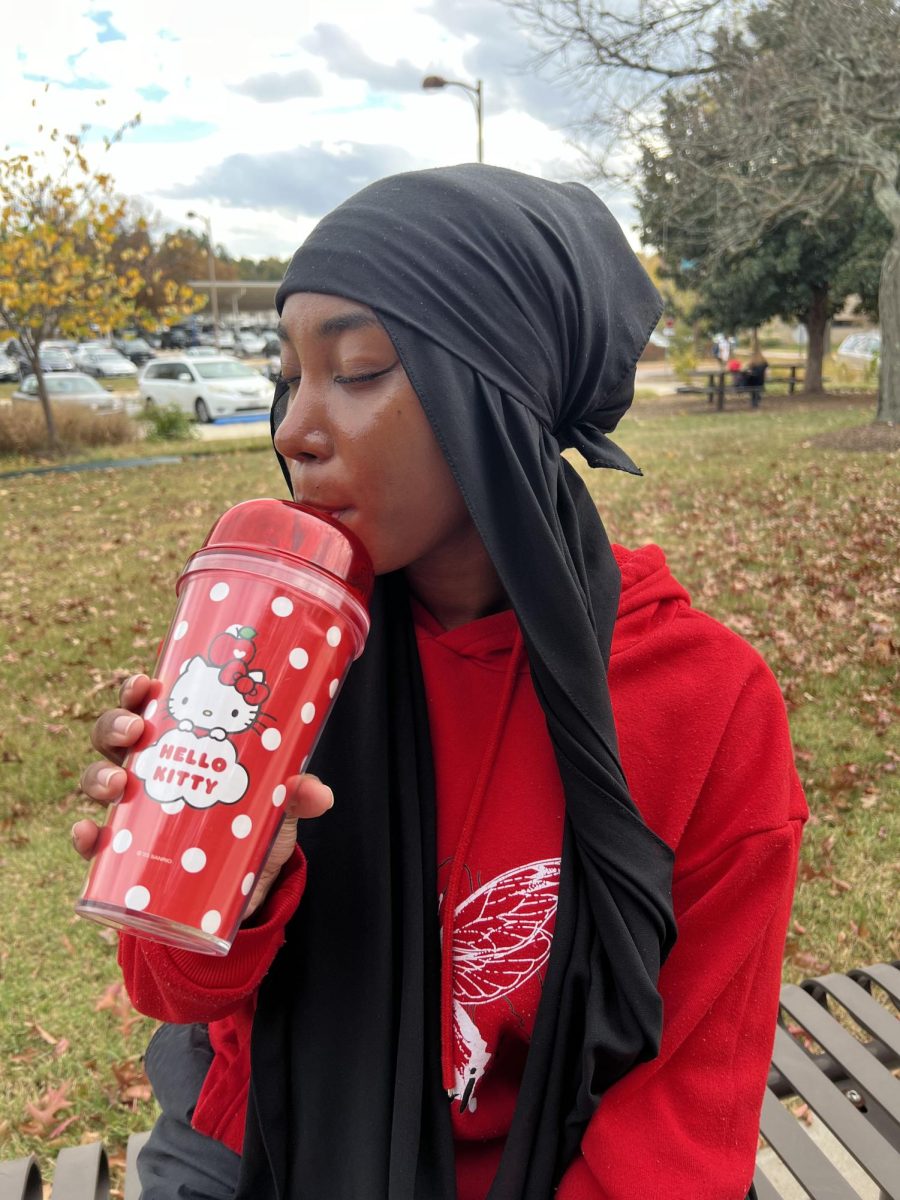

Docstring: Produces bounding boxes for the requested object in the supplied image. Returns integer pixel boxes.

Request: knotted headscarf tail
[237,165,676,1200]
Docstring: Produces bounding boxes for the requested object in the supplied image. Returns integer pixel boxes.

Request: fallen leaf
[23,1082,73,1135]
[26,1021,60,1046]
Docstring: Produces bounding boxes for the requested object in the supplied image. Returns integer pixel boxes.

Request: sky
[3,0,640,262]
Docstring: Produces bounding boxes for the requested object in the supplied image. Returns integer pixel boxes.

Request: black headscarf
[235,164,676,1200]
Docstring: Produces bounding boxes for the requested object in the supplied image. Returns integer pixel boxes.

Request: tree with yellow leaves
[0,108,201,449]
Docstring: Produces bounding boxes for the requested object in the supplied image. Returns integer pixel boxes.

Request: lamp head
[421,75,447,90]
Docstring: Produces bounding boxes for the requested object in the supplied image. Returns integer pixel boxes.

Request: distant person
[75,166,805,1200]
[740,350,769,408]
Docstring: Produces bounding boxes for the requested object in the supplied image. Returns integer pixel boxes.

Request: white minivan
[139,356,272,422]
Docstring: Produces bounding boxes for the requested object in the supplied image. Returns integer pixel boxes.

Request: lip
[294,498,353,523]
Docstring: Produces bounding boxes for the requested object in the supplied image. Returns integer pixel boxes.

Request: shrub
[139,403,197,442]
[0,400,137,456]
[667,323,699,382]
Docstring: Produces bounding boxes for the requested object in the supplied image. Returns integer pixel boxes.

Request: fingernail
[325,787,335,809]
[99,766,121,789]
[113,715,138,736]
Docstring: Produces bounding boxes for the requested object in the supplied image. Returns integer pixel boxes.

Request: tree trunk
[875,222,900,424]
[803,285,829,393]
[31,353,60,451]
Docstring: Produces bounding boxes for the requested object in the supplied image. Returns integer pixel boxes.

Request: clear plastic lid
[183,499,374,610]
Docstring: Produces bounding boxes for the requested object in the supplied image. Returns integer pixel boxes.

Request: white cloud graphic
[134,730,249,810]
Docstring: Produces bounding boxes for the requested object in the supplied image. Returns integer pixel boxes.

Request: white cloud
[2,0,639,259]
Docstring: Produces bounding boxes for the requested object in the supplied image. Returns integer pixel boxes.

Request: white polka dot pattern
[326,626,341,647]
[328,678,339,698]
[300,702,316,725]
[272,596,293,617]
[201,910,221,934]
[173,620,189,641]
[241,873,255,896]
[209,582,229,602]
[181,847,207,873]
[125,885,150,911]
[232,814,252,839]
[112,829,132,854]
[272,784,286,807]
[289,647,309,669]
[261,727,282,751]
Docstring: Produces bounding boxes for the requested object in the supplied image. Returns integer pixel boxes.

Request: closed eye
[334,361,398,385]
[277,361,398,388]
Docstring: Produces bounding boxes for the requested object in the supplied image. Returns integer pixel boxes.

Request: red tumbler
[76,499,373,954]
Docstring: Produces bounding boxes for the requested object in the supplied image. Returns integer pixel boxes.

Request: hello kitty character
[168,625,270,742]
[134,626,272,810]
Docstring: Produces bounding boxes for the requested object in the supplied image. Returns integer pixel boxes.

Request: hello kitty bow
[208,647,270,705]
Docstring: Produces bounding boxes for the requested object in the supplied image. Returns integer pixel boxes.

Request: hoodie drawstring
[439,627,525,1106]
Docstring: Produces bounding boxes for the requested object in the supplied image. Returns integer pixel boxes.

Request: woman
[76,165,805,1199]
[740,350,769,409]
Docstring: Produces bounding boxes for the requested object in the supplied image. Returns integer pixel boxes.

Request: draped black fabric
[235,164,677,1200]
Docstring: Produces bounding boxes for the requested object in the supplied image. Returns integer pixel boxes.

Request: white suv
[139,356,273,423]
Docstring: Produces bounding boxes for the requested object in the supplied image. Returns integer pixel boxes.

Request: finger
[80,760,127,805]
[283,773,335,820]
[119,673,152,710]
[90,709,145,763]
[71,819,101,861]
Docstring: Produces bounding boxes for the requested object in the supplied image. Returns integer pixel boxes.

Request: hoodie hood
[611,544,691,657]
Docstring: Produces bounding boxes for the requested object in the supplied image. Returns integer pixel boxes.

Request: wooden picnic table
[679,363,807,411]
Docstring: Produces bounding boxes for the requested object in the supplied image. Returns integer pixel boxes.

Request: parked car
[197,325,236,352]
[38,346,76,373]
[836,330,880,363]
[139,356,273,422]
[74,346,138,379]
[112,335,156,366]
[13,372,124,413]
[163,324,196,348]
[0,351,20,382]
[233,330,267,356]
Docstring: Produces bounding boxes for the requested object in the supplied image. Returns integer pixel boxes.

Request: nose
[273,381,334,466]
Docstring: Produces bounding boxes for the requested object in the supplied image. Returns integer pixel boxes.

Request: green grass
[0,392,897,1183]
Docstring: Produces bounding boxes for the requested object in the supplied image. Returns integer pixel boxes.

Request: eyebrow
[276,311,380,342]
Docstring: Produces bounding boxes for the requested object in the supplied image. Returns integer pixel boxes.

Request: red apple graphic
[209,627,256,666]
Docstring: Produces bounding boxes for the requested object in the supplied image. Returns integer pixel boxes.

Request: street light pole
[421,75,484,163]
[186,209,220,349]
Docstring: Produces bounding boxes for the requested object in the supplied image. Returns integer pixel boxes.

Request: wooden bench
[677,364,808,410]
[2,963,898,1199]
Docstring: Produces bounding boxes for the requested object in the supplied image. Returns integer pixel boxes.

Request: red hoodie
[119,545,806,1199]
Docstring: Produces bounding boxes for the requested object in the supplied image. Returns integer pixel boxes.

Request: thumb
[283,773,334,821]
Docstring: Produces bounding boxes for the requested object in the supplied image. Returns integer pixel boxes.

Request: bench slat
[759,1088,861,1198]
[770,1025,900,1196]
[780,984,900,1123]
[123,1132,151,1200]
[850,963,900,1009]
[0,1157,42,1200]
[803,972,900,1058]
[49,1144,108,1200]
[751,1166,784,1200]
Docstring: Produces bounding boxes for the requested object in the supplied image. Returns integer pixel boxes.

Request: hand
[75,674,334,921]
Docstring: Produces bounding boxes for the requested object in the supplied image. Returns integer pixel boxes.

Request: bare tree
[512,0,900,422]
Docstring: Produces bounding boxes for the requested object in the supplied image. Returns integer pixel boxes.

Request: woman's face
[274,292,478,581]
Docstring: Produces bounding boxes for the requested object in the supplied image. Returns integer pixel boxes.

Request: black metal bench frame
[3,963,898,1199]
